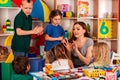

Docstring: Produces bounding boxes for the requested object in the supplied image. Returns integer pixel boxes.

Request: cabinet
[0,6,20,47]
[53,0,119,53]
[93,0,118,53]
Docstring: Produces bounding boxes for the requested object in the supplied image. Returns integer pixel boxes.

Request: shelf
[98,38,118,41]
[0,33,13,36]
[0,7,20,9]
[77,18,118,20]
[99,18,118,20]
[78,17,98,20]
[32,21,42,22]
[62,17,77,20]
[93,38,118,41]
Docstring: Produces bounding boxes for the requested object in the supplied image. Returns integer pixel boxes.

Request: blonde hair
[92,42,110,66]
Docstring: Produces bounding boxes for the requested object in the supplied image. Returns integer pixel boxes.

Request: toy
[12,0,36,7]
[2,25,7,33]
[0,0,12,7]
[40,45,45,58]
[84,69,106,78]
[61,4,69,12]
[31,34,45,55]
[45,64,53,75]
[12,0,51,22]
[31,0,50,22]
[6,26,14,34]
[6,19,11,26]
[86,23,90,32]
[106,70,117,80]
[66,11,73,17]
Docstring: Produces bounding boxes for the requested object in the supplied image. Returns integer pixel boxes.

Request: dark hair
[27,0,31,2]
[48,44,70,63]
[12,56,29,74]
[49,9,62,23]
[69,22,90,42]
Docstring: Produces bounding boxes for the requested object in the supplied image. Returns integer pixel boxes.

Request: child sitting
[48,44,74,71]
[89,42,110,67]
[12,56,33,80]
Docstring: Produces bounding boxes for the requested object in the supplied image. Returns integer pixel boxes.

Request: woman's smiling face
[73,23,85,38]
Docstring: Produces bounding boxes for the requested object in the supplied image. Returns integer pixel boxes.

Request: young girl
[49,44,74,71]
[12,56,33,80]
[89,42,110,67]
[44,9,65,51]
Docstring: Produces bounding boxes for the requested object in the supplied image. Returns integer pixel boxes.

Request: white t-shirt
[52,59,70,71]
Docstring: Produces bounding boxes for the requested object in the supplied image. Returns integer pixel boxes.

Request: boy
[11,0,44,57]
[12,56,33,80]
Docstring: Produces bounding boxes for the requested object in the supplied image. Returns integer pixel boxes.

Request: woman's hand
[72,41,79,53]
[62,39,72,52]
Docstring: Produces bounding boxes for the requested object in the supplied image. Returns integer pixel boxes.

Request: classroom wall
[44,0,54,10]
[45,0,120,53]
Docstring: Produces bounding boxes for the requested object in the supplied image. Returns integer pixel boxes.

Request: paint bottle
[64,30,68,39]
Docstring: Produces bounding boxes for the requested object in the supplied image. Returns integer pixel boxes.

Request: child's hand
[32,26,39,34]
[32,26,44,34]
[58,36,63,41]
[37,31,44,36]
[37,26,44,35]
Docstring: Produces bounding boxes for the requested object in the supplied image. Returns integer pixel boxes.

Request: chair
[4,35,14,63]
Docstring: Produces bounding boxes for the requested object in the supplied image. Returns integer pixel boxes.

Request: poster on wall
[98,20,112,38]
[77,0,89,18]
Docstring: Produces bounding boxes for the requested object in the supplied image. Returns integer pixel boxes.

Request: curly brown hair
[12,56,30,74]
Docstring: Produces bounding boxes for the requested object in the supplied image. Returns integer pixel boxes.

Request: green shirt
[11,10,32,52]
[11,73,33,80]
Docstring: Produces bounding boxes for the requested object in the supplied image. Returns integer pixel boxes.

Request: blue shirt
[44,24,65,51]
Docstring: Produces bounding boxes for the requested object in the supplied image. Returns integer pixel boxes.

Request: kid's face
[21,1,33,16]
[51,15,61,26]
[73,24,85,38]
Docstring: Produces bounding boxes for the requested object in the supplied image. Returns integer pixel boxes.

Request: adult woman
[64,22,94,67]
